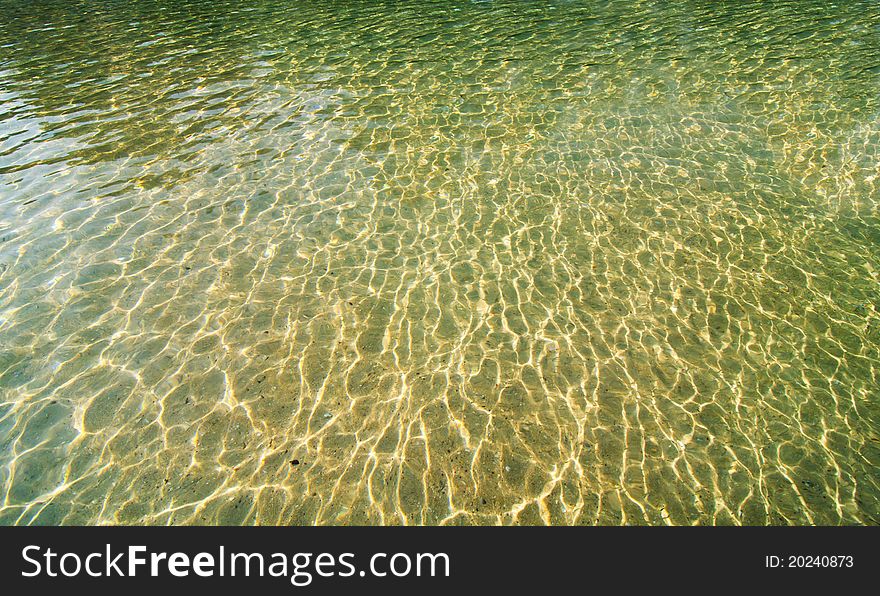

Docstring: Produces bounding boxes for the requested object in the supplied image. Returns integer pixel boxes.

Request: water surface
[1,0,879,525]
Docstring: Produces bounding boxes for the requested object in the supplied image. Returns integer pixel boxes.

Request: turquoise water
[0,0,878,525]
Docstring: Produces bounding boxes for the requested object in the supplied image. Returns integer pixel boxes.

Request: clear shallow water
[0,0,879,525]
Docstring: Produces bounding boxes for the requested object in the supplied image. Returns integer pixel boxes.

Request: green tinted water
[0,0,879,525]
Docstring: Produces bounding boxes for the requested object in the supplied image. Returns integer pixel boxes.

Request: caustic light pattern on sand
[0,0,878,525]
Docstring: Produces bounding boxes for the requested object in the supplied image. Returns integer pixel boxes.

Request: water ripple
[0,0,878,525]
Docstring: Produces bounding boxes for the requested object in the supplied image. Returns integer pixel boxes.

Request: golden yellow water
[0,0,879,525]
